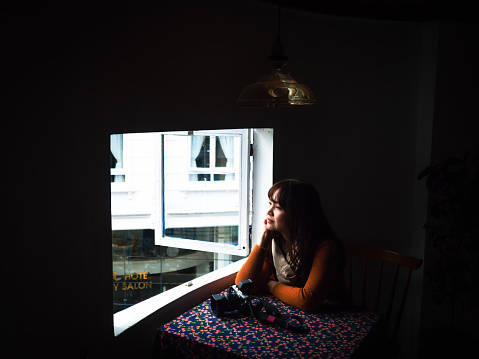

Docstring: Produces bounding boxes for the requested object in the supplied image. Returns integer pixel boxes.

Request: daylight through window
[111,129,270,314]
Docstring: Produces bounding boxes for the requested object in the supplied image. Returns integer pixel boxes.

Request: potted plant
[417,152,479,328]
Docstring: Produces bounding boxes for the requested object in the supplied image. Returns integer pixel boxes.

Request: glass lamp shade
[236,66,316,107]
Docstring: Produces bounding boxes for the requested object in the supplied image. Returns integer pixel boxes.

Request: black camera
[210,279,253,317]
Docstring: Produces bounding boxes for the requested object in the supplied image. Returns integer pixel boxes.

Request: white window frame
[154,129,251,257]
[113,128,273,337]
[113,128,273,336]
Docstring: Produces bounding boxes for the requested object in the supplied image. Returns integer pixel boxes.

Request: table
[155,293,381,358]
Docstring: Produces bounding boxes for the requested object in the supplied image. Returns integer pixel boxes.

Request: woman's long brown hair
[268,179,345,282]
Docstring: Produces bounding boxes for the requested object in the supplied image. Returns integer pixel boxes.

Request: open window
[111,128,272,316]
[157,129,250,256]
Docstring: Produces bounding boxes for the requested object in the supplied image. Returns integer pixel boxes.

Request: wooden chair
[346,244,423,358]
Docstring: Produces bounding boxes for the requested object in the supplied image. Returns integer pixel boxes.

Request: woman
[235,179,350,312]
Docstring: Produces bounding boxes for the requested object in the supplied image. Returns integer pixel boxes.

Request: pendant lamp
[236,4,316,107]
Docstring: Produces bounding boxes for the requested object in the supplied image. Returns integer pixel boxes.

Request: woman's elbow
[296,301,322,313]
[295,293,326,313]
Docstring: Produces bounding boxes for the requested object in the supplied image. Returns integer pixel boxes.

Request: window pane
[191,136,209,168]
[214,136,235,182]
[111,175,125,182]
[214,173,235,181]
[189,174,211,181]
[113,229,229,313]
[165,226,238,246]
[215,137,226,168]
[216,136,234,168]
[110,134,125,183]
[110,134,123,169]
[164,133,241,245]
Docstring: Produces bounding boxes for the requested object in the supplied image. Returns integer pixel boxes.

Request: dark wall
[419,20,479,357]
[3,0,476,357]
[431,22,479,162]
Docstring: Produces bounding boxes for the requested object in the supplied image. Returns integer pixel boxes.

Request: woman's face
[266,190,290,237]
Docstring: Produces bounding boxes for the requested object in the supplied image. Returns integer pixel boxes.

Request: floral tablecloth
[156,293,381,358]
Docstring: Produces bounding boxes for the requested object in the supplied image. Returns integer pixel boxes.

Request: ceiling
[257,0,477,23]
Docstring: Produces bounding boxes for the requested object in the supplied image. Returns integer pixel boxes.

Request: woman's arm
[269,240,339,312]
[235,220,278,293]
[235,244,275,293]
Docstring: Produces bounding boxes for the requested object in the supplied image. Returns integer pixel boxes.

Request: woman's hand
[265,279,278,293]
[258,219,277,249]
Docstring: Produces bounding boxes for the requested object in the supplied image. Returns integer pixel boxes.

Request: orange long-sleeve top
[235,239,349,312]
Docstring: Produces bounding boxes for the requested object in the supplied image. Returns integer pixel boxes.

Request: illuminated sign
[113,272,153,291]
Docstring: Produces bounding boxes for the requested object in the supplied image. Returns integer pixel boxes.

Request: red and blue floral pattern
[156,293,380,358]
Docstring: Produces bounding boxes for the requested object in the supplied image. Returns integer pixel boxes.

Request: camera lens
[211,292,243,317]
[211,294,227,316]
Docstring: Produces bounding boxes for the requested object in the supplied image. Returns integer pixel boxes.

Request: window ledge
[113,257,246,336]
[110,187,136,193]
